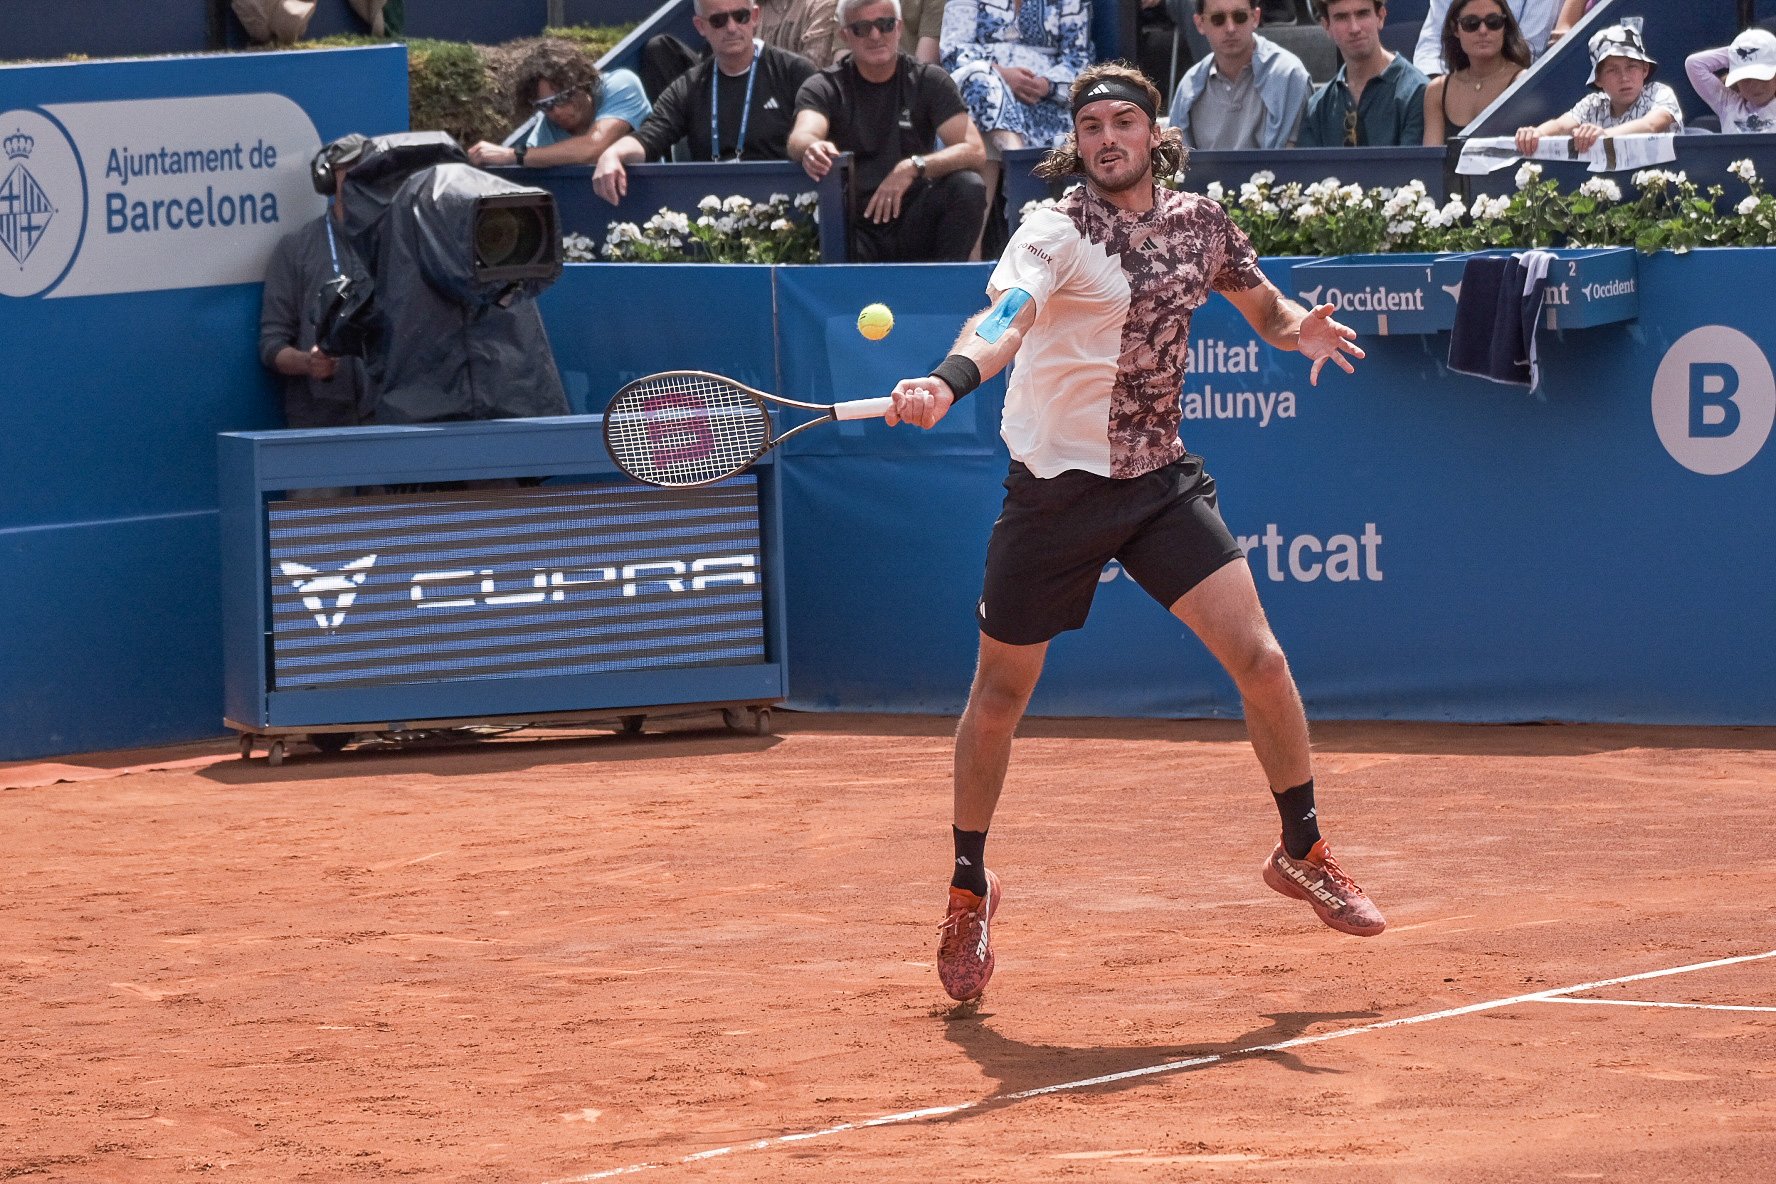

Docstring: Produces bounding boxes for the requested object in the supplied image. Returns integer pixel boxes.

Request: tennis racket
[603,370,895,488]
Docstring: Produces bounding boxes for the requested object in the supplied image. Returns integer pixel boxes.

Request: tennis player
[886,61,1385,1003]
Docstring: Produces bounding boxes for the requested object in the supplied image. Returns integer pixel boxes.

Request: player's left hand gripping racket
[603,370,895,488]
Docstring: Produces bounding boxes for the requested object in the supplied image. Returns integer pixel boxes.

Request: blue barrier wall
[0,47,408,761]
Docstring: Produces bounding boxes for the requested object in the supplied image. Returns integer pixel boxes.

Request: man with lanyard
[883,62,1386,1003]
[595,0,817,205]
[789,0,988,263]
[259,135,373,435]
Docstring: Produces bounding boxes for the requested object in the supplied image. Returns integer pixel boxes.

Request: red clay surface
[3,714,1774,1182]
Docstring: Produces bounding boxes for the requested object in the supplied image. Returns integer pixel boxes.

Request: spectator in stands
[1686,28,1776,135]
[466,41,651,169]
[1413,0,1558,75]
[943,0,1093,255]
[761,0,845,68]
[1515,21,1683,156]
[259,136,372,433]
[791,0,989,261]
[1300,0,1429,146]
[1422,0,1531,145]
[593,2,817,206]
[1547,0,1600,49]
[902,0,948,63]
[1169,0,1313,150]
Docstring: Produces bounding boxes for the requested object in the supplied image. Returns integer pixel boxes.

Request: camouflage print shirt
[988,183,1264,479]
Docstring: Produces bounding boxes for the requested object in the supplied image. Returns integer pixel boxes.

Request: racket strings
[605,373,770,487]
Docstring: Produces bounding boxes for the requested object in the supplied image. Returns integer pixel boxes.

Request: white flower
[1387,218,1416,237]
[1239,182,1263,206]
[1738,195,1760,217]
[714,216,738,234]
[698,195,722,212]
[1578,177,1622,202]
[1470,193,1510,221]
[721,195,753,214]
[1336,182,1365,205]
[1515,162,1543,190]
[770,218,794,232]
[1249,169,1276,186]
[769,192,791,206]
[1205,180,1226,201]
[1729,158,1758,183]
[697,215,717,228]
[794,191,819,210]
[1259,200,1279,215]
[1293,201,1322,222]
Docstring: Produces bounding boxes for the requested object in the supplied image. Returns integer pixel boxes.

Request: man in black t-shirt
[789,0,987,262]
[594,0,816,206]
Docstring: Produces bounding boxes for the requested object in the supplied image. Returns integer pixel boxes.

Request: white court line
[541,947,1776,1183]
[1537,996,1776,1014]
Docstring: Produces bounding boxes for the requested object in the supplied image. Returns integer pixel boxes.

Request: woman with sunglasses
[1412,0,1559,76]
[1422,0,1531,145]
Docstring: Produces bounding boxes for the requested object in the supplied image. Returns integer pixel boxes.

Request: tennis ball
[857,303,894,341]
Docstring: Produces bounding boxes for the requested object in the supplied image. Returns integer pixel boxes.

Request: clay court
[3,713,1773,1182]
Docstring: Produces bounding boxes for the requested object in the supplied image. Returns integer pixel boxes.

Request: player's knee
[1229,637,1291,692]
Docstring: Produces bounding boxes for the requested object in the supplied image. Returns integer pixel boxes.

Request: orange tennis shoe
[1263,839,1386,936]
[937,869,1002,1001]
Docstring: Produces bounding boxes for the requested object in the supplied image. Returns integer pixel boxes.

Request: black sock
[950,826,988,896]
[1273,780,1321,860]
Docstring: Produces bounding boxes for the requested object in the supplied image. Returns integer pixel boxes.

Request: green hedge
[302,25,634,147]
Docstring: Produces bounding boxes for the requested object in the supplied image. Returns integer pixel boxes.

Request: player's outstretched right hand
[886,378,955,429]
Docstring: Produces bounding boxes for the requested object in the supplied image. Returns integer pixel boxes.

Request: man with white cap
[881,61,1384,1004]
[1686,27,1776,134]
[1515,19,1682,155]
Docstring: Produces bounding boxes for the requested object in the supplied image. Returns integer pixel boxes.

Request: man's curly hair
[513,39,604,120]
[1034,62,1188,183]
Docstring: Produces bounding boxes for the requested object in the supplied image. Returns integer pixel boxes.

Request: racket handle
[833,396,896,421]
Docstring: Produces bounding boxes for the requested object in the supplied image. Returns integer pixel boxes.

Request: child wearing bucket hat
[1686,28,1776,134]
[1515,19,1683,155]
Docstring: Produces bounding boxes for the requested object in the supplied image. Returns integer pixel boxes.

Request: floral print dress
[941,0,1094,148]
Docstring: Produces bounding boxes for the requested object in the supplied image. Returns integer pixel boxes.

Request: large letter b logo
[1652,327,1774,475]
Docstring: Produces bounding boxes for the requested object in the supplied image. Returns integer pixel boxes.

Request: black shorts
[977,455,1247,646]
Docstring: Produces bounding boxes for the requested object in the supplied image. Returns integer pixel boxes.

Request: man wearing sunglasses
[467,40,651,170]
[1299,0,1428,146]
[1412,0,1559,76]
[595,2,818,206]
[1169,0,1314,150]
[790,0,988,262]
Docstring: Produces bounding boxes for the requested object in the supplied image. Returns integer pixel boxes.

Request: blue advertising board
[0,47,408,761]
[770,252,1776,725]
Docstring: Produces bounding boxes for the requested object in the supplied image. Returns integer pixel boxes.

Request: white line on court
[540,947,1776,1183]
[1537,996,1776,1014]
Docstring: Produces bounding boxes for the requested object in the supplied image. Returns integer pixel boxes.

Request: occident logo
[1296,283,1425,312]
[0,110,87,298]
[1651,325,1775,475]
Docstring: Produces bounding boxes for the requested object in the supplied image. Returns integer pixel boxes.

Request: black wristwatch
[514,144,528,167]
[910,154,926,179]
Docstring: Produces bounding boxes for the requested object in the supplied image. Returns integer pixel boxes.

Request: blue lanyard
[324,206,343,278]
[711,40,762,162]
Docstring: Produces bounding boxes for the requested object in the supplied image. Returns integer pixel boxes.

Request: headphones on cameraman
[310,134,371,196]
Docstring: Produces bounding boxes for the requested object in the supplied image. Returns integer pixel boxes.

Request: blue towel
[1447,252,1554,392]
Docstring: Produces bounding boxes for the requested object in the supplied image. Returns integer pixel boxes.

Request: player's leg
[938,465,1117,1000]
[937,633,1042,1002]
[1117,457,1385,936]
[955,632,1047,835]
[1169,558,1311,791]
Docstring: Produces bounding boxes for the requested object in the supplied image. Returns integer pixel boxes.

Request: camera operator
[258,135,374,430]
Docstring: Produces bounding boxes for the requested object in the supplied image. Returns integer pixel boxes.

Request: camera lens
[475,204,547,269]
